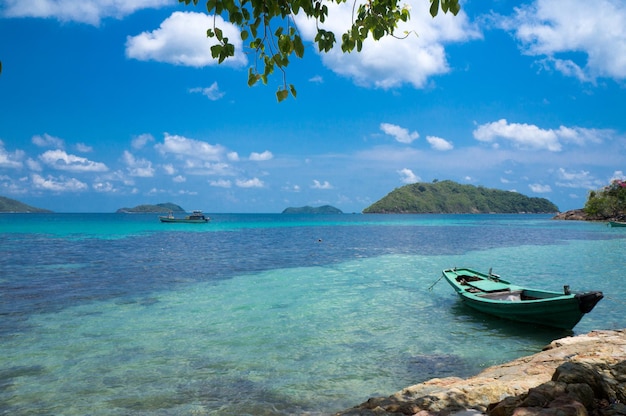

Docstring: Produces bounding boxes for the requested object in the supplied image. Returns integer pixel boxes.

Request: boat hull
[159,217,208,223]
[608,221,626,227]
[442,268,603,330]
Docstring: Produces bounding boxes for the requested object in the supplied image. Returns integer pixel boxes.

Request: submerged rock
[335,330,626,416]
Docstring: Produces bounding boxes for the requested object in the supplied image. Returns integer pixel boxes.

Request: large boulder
[336,330,626,416]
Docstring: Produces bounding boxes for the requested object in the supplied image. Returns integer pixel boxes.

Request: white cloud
[309,75,324,83]
[472,119,607,152]
[227,152,240,161]
[0,141,24,169]
[500,0,626,81]
[426,135,453,151]
[210,179,232,188]
[312,180,333,189]
[236,178,264,188]
[26,158,42,171]
[555,168,602,189]
[173,175,186,183]
[122,150,155,177]
[380,123,419,144]
[398,168,420,184]
[93,181,116,193]
[2,0,170,25]
[294,0,481,89]
[249,151,273,161]
[39,150,108,172]
[31,174,88,192]
[126,11,247,68]
[76,143,93,153]
[529,183,552,193]
[132,133,154,150]
[189,82,225,101]
[156,133,226,162]
[162,164,176,175]
[32,133,64,148]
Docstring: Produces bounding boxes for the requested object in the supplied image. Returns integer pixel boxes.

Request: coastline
[336,329,626,416]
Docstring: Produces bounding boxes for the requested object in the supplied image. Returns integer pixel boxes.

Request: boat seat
[465,280,511,293]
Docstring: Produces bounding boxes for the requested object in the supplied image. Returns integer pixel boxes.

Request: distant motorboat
[441,267,603,330]
[159,210,210,223]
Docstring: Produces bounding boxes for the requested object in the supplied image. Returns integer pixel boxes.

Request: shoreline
[335,329,626,416]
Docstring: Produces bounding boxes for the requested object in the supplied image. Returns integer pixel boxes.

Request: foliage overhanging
[179,0,460,101]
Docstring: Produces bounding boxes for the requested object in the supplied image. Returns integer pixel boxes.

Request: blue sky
[0,0,624,213]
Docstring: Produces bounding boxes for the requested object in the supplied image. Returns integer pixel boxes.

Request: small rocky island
[116,202,185,213]
[336,330,626,416]
[282,205,343,214]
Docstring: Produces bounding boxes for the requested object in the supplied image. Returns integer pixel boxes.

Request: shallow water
[1,213,624,415]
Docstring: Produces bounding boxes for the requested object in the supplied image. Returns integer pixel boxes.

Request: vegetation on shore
[0,196,52,213]
[584,179,626,220]
[363,180,559,214]
[282,205,343,214]
[116,203,185,213]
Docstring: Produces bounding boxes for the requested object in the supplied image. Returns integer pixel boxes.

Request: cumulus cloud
[122,150,155,177]
[473,119,608,152]
[380,123,419,144]
[236,178,264,188]
[528,183,552,193]
[426,135,453,151]
[132,133,154,150]
[312,180,333,189]
[398,168,420,184]
[249,151,273,161]
[75,143,93,153]
[555,168,602,189]
[294,0,481,89]
[499,0,626,82]
[155,133,226,162]
[31,174,88,192]
[93,181,116,193]
[39,150,108,172]
[189,82,225,101]
[210,179,232,188]
[0,141,24,169]
[32,133,64,148]
[2,0,170,25]
[126,11,247,67]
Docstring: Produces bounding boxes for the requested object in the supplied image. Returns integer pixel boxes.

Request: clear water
[1,213,624,415]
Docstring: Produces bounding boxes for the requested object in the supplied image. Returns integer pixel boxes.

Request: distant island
[363,180,559,214]
[282,205,343,214]
[116,203,186,213]
[0,196,52,213]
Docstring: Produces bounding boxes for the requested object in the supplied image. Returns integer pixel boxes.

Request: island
[0,196,52,213]
[282,205,343,214]
[116,202,185,213]
[363,180,559,214]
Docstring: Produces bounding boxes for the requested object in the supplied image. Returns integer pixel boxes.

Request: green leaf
[289,84,297,98]
[429,0,439,17]
[293,35,304,58]
[276,89,289,102]
[241,30,249,41]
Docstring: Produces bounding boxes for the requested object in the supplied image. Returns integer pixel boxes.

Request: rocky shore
[336,329,626,416]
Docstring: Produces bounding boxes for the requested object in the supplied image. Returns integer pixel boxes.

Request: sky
[0,0,625,213]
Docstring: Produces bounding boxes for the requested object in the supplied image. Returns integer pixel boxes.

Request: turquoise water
[1,213,624,415]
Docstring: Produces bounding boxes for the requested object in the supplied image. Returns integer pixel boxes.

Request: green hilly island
[363,180,559,214]
[0,196,52,213]
[116,203,185,213]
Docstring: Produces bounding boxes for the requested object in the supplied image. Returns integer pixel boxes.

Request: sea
[1,213,625,415]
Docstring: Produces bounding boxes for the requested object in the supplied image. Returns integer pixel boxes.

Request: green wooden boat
[442,268,603,330]
[608,221,626,228]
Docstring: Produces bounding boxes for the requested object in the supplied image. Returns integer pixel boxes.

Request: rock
[335,330,626,416]
[552,210,590,221]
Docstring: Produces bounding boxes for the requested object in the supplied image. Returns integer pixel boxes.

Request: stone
[335,330,626,416]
